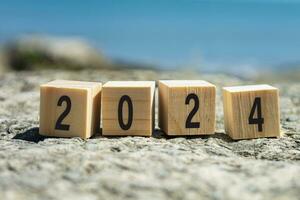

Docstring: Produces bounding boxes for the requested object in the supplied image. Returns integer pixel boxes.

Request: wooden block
[102,81,155,136]
[158,80,216,135]
[223,84,281,140]
[39,80,102,139]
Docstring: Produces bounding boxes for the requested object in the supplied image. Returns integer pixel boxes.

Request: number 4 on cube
[223,85,281,140]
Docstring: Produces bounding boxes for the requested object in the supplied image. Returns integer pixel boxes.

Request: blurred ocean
[1,0,300,73]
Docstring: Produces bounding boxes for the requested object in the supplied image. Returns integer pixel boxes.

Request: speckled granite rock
[0,69,299,200]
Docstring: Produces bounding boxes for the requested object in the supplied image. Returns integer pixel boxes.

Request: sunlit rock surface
[0,69,299,200]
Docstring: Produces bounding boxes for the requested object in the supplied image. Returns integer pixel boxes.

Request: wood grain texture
[39,80,102,139]
[102,81,155,136]
[158,80,216,135]
[223,84,281,140]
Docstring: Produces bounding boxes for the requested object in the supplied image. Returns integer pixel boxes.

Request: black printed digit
[248,97,264,132]
[185,93,200,128]
[118,95,133,130]
[55,95,71,131]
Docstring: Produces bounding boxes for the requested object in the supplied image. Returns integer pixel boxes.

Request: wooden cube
[223,84,281,140]
[158,80,216,135]
[102,81,155,136]
[39,80,102,139]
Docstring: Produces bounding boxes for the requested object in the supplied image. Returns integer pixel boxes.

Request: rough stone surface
[0,69,299,200]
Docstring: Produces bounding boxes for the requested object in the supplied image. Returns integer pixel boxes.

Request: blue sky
[1,0,300,71]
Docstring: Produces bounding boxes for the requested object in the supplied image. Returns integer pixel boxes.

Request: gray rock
[4,35,111,70]
[0,69,299,200]
[0,49,8,74]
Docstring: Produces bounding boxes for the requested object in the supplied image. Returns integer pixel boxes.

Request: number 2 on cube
[185,93,200,129]
[55,95,71,131]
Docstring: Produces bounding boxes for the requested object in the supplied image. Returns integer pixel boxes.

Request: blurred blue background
[1,0,300,73]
